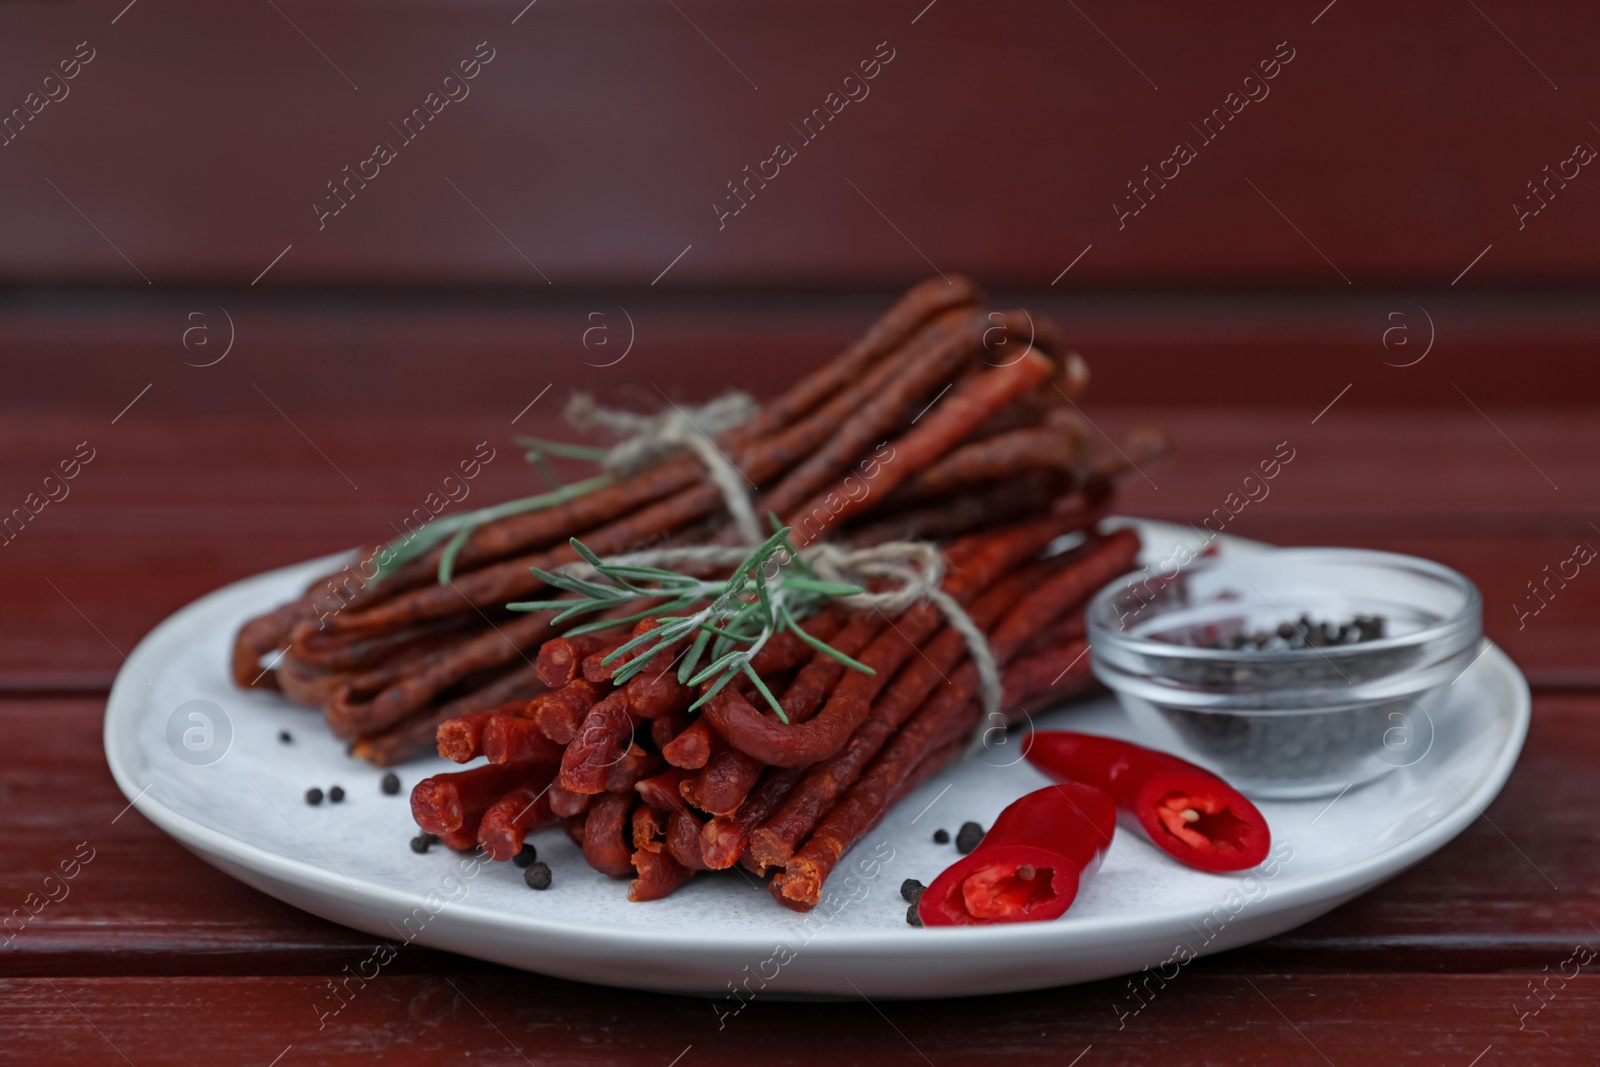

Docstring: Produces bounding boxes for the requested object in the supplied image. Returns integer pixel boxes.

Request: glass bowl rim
[1085,545,1483,665]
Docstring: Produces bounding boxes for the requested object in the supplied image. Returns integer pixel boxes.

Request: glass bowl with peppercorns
[1086,547,1483,799]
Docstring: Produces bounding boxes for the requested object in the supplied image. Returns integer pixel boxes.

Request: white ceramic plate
[104,520,1529,998]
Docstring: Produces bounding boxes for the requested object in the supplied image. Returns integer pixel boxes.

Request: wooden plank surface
[1,1,1598,288]
[5,289,1600,413]
[1,973,1594,1066]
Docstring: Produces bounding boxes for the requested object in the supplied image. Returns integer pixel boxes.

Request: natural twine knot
[807,542,1003,722]
[560,390,1002,724]
[583,540,1004,723]
[565,391,762,543]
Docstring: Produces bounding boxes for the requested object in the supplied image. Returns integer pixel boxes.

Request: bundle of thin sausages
[410,518,1141,909]
[231,276,1166,907]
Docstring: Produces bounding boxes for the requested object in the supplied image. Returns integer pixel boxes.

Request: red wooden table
[4,377,1596,1065]
[5,0,1599,1060]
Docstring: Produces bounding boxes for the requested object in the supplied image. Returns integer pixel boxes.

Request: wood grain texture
[0,973,1595,1065]
[0,1,1597,288]
[4,289,1598,414]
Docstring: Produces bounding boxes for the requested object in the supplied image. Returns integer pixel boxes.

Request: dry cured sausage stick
[604,745,662,794]
[756,307,983,522]
[532,678,605,744]
[660,718,719,770]
[666,809,713,871]
[582,618,670,685]
[1004,638,1096,711]
[974,307,1067,365]
[629,848,697,902]
[279,619,481,707]
[690,610,883,860]
[232,596,321,689]
[636,768,693,812]
[434,827,481,852]
[768,734,966,912]
[327,484,728,634]
[788,347,1057,547]
[632,804,668,851]
[394,460,707,588]
[325,612,555,739]
[893,426,1083,503]
[436,707,516,764]
[478,783,557,862]
[537,631,624,688]
[1004,610,1087,674]
[748,565,1045,866]
[547,782,591,819]
[483,715,568,765]
[410,761,550,838]
[559,690,639,794]
[348,659,546,767]
[777,665,984,909]
[843,470,1073,548]
[649,709,691,752]
[273,653,349,709]
[683,747,763,817]
[580,641,630,684]
[582,793,636,878]
[288,614,474,672]
[732,275,981,445]
[698,766,807,870]
[701,518,1071,767]
[984,528,1140,665]
[745,611,843,675]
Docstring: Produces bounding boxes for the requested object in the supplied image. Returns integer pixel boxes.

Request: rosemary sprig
[507,527,873,723]
[368,473,616,587]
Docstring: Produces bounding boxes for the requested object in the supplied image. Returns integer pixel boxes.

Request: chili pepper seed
[381,772,401,796]
[513,844,539,868]
[900,878,925,904]
[932,829,950,845]
[955,821,984,854]
[305,787,324,806]
[524,861,553,890]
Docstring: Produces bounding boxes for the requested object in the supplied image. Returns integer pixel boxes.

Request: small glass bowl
[1086,547,1483,799]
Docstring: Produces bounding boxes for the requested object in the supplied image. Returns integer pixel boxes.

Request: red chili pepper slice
[1025,732,1270,872]
[916,783,1116,926]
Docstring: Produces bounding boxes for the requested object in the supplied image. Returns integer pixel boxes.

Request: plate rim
[102,520,1531,955]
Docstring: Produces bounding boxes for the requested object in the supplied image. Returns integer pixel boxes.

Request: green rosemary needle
[508,527,874,723]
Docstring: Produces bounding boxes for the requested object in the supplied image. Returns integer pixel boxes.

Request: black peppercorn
[932,829,950,845]
[524,861,553,889]
[328,785,345,803]
[900,878,925,904]
[955,821,984,854]
[905,904,923,928]
[305,787,324,806]
[409,834,431,854]
[278,730,293,744]
[513,844,538,868]
[381,772,401,796]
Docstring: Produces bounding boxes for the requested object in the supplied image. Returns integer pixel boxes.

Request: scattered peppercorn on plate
[103,519,1529,998]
